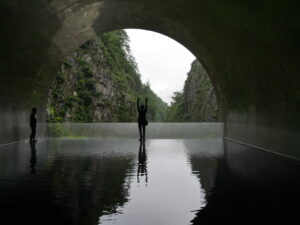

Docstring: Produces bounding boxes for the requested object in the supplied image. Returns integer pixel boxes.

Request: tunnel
[0,0,299,159]
[0,1,300,223]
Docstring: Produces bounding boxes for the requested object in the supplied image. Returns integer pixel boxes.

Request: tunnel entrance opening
[46,29,221,127]
[39,27,224,222]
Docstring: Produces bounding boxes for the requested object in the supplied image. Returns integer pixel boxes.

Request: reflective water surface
[0,123,300,225]
[0,137,222,225]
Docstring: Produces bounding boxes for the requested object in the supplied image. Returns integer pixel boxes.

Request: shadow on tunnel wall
[0,0,62,144]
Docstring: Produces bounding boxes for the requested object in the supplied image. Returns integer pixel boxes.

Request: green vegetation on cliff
[47,30,167,122]
[48,31,219,124]
[166,60,220,122]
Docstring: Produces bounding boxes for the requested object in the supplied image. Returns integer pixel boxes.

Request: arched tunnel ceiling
[0,0,299,159]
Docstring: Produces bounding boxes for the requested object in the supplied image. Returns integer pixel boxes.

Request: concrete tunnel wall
[0,0,299,159]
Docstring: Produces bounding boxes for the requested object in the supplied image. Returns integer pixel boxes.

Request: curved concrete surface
[0,0,299,159]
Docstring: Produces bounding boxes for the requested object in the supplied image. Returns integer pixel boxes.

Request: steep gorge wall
[47,30,167,123]
[167,60,219,122]
[183,60,219,121]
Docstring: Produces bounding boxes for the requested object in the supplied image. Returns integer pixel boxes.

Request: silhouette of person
[30,107,37,142]
[30,142,37,174]
[137,141,148,184]
[137,98,148,141]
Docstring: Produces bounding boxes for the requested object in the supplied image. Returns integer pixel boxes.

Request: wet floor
[0,135,299,225]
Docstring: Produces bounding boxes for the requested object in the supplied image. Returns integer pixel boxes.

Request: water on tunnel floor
[0,124,299,225]
[0,137,222,225]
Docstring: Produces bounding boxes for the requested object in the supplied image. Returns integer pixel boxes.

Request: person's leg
[32,127,36,141]
[30,126,34,141]
[138,124,142,140]
[142,125,146,140]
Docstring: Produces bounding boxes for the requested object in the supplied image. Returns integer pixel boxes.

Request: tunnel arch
[38,0,227,124]
[0,0,299,160]
[48,27,222,122]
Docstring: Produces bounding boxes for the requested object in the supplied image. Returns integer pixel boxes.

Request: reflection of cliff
[49,155,133,225]
[191,141,300,225]
[183,139,223,197]
[189,157,218,196]
[0,140,135,225]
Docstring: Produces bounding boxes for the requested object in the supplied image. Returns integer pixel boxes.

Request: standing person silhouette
[30,107,37,142]
[137,98,148,141]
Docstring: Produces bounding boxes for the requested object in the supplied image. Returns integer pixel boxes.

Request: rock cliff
[167,60,220,122]
[47,30,167,122]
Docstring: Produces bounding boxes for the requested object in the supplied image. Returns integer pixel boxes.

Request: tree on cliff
[166,60,219,122]
[47,30,167,123]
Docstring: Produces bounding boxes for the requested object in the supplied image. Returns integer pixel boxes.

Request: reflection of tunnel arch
[0,0,299,159]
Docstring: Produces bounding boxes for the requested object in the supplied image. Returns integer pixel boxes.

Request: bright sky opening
[125,29,196,105]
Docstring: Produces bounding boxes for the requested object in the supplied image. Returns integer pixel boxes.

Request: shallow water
[0,123,299,225]
[0,137,223,225]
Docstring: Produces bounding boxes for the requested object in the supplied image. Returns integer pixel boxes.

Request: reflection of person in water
[137,141,148,184]
[30,107,37,142]
[30,142,37,174]
[137,98,148,141]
